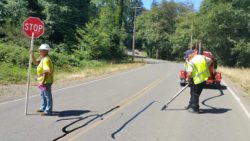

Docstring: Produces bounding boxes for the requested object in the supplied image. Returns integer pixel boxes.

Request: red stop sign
[23,17,44,38]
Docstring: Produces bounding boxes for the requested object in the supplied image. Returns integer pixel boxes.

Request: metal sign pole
[25,32,34,115]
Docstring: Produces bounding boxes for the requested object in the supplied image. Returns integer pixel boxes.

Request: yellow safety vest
[187,55,210,85]
[37,56,54,84]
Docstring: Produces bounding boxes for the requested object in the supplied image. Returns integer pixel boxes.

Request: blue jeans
[40,84,53,114]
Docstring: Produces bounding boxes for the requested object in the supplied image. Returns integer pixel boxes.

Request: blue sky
[142,0,203,10]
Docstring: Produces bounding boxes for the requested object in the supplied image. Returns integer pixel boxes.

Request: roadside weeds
[0,62,145,103]
[218,67,250,96]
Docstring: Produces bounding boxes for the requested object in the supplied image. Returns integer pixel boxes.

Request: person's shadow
[51,110,90,117]
[204,84,227,90]
[52,106,120,141]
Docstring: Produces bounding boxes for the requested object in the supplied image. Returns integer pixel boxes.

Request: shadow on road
[164,88,231,114]
[164,108,186,111]
[200,89,231,114]
[199,108,231,114]
[53,106,120,141]
[52,110,90,117]
[204,84,227,90]
[111,101,157,140]
[27,110,90,116]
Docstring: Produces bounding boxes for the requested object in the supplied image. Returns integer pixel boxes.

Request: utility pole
[190,22,193,50]
[132,7,141,62]
[198,41,202,55]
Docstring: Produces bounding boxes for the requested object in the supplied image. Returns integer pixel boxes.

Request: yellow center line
[63,75,168,141]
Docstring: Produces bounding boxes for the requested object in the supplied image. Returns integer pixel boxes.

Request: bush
[49,51,81,68]
[0,42,128,84]
[232,40,250,67]
[76,20,127,61]
[0,43,29,67]
[0,63,28,84]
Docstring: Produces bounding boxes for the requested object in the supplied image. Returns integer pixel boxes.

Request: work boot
[188,105,200,114]
[40,112,52,116]
[188,108,199,114]
[184,104,191,110]
[36,109,44,113]
[188,106,200,114]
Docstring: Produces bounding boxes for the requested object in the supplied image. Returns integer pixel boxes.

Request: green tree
[123,0,144,49]
[151,0,158,8]
[40,0,93,51]
[27,0,44,17]
[195,0,250,66]
[0,0,6,25]
[3,0,27,25]
[170,12,195,60]
[137,1,190,59]
[0,0,29,45]
[76,0,128,60]
[168,0,250,66]
[0,0,6,38]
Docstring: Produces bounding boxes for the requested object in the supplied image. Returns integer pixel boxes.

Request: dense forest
[0,0,144,63]
[137,0,250,67]
[0,0,250,72]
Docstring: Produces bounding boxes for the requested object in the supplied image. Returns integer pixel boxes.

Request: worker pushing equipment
[185,42,211,113]
[161,42,211,113]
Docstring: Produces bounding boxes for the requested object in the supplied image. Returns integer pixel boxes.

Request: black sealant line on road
[200,89,232,114]
[60,67,172,140]
[201,89,225,109]
[111,101,157,140]
[53,106,120,141]
[165,88,231,113]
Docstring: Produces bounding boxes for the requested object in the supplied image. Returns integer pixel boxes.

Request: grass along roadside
[55,62,145,83]
[218,66,250,95]
[0,61,145,103]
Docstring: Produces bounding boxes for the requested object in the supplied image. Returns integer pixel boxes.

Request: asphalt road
[1,60,250,141]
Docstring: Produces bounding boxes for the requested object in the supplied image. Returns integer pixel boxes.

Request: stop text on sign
[24,23,43,32]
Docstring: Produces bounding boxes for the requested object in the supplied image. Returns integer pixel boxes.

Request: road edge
[222,77,250,120]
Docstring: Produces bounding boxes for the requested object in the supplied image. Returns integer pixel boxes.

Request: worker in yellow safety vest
[31,43,54,116]
[184,49,210,113]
